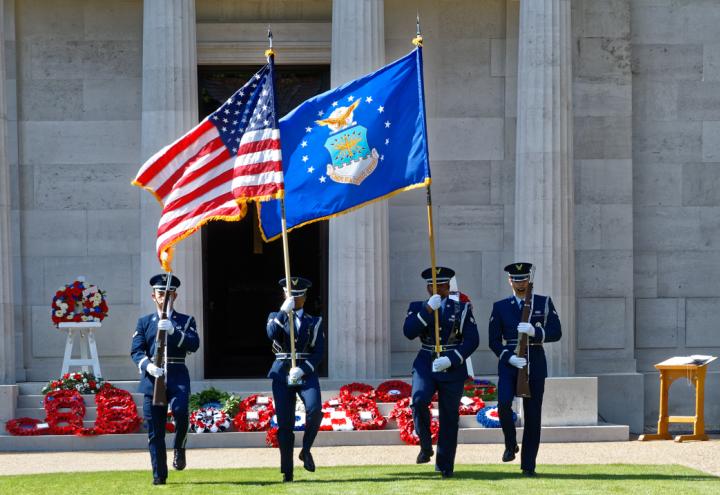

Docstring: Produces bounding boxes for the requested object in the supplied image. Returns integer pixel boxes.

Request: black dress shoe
[441,471,454,478]
[522,469,537,477]
[282,472,293,482]
[152,478,166,485]
[173,448,186,471]
[502,444,519,462]
[299,449,315,472]
[416,448,434,464]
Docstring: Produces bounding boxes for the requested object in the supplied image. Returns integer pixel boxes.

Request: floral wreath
[348,396,386,431]
[375,380,412,402]
[339,382,375,407]
[270,412,306,431]
[476,406,516,428]
[42,371,104,395]
[51,280,108,325]
[266,427,279,448]
[464,378,497,401]
[459,395,485,415]
[5,417,48,436]
[91,386,141,435]
[233,394,275,432]
[191,407,231,433]
[44,389,86,435]
[166,410,176,433]
[390,397,438,445]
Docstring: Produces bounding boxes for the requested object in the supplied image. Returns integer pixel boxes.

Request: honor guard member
[266,277,324,482]
[130,274,200,485]
[488,263,562,476]
[403,266,479,478]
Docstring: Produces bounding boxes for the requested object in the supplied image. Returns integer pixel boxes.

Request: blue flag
[259,48,431,241]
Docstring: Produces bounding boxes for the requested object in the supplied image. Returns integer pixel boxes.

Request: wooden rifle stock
[152,275,173,407]
[515,281,533,398]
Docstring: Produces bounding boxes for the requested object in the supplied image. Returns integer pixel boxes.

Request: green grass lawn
[0,464,716,494]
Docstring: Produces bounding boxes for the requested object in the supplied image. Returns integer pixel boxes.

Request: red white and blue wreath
[476,406,517,428]
[190,407,231,433]
[270,412,306,431]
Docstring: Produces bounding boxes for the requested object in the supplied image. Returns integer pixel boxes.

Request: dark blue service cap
[421,266,455,284]
[149,273,181,291]
[278,277,312,295]
[504,262,533,280]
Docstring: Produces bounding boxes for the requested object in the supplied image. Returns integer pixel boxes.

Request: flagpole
[266,28,298,373]
[414,15,441,356]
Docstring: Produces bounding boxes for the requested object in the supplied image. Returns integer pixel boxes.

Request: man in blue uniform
[266,277,324,483]
[488,262,562,476]
[130,274,200,485]
[403,266,479,478]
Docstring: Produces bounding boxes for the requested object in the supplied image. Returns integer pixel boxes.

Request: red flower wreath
[92,387,141,434]
[348,396,387,431]
[5,417,47,436]
[44,389,86,435]
[51,280,109,325]
[375,380,412,402]
[233,394,275,432]
[458,396,485,415]
[166,410,176,432]
[320,399,354,431]
[266,427,280,448]
[390,397,439,445]
[339,382,375,406]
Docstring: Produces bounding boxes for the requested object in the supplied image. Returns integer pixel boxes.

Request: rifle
[515,270,534,398]
[152,273,173,407]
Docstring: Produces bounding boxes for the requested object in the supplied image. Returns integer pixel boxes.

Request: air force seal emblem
[316,100,379,185]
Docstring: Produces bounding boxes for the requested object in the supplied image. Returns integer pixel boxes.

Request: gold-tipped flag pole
[414,15,441,357]
[266,28,298,376]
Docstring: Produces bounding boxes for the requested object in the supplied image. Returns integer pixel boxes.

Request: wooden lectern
[639,356,716,442]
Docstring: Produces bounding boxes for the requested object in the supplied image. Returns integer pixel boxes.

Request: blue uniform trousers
[411,372,464,474]
[142,379,190,481]
[497,367,546,472]
[272,373,323,475]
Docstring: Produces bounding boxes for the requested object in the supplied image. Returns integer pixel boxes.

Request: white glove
[147,363,165,378]
[517,322,535,337]
[280,296,295,314]
[158,318,174,335]
[432,356,452,372]
[288,366,305,381]
[508,355,527,369]
[427,294,442,311]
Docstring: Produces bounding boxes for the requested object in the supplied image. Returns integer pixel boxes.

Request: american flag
[133,62,283,271]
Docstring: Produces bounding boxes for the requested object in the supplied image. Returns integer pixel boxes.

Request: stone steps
[0,423,628,452]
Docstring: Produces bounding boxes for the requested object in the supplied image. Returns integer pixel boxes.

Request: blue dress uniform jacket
[488,294,561,472]
[130,311,200,482]
[403,298,479,475]
[266,310,324,476]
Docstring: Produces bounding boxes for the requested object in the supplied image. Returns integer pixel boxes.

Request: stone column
[514,0,575,376]
[327,0,389,379]
[140,0,204,378]
[0,0,16,385]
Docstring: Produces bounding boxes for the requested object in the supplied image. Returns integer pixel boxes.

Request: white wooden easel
[59,321,103,378]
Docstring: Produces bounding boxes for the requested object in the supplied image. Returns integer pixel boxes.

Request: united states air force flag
[259,48,430,241]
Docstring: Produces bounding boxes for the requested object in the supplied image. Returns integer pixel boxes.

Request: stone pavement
[1,437,718,477]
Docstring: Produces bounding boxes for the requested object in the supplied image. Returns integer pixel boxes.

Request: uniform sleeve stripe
[273,318,283,327]
[306,361,315,372]
[311,318,322,347]
[177,330,185,347]
[454,349,464,364]
[138,356,149,372]
[417,313,427,326]
[499,349,508,360]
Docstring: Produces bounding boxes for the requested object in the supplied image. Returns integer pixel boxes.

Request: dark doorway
[199,65,330,378]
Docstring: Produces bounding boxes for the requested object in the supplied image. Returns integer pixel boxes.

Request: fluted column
[140,0,203,378]
[0,0,16,384]
[328,0,388,379]
[515,0,575,376]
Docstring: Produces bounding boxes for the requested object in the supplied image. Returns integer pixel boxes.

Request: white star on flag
[365,96,373,103]
[302,155,309,162]
[319,176,326,183]
[385,121,391,128]
[307,166,315,173]
[378,106,384,113]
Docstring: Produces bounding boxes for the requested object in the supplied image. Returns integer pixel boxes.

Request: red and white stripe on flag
[132,62,283,271]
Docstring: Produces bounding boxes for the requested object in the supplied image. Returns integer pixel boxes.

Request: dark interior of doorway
[199,65,330,378]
